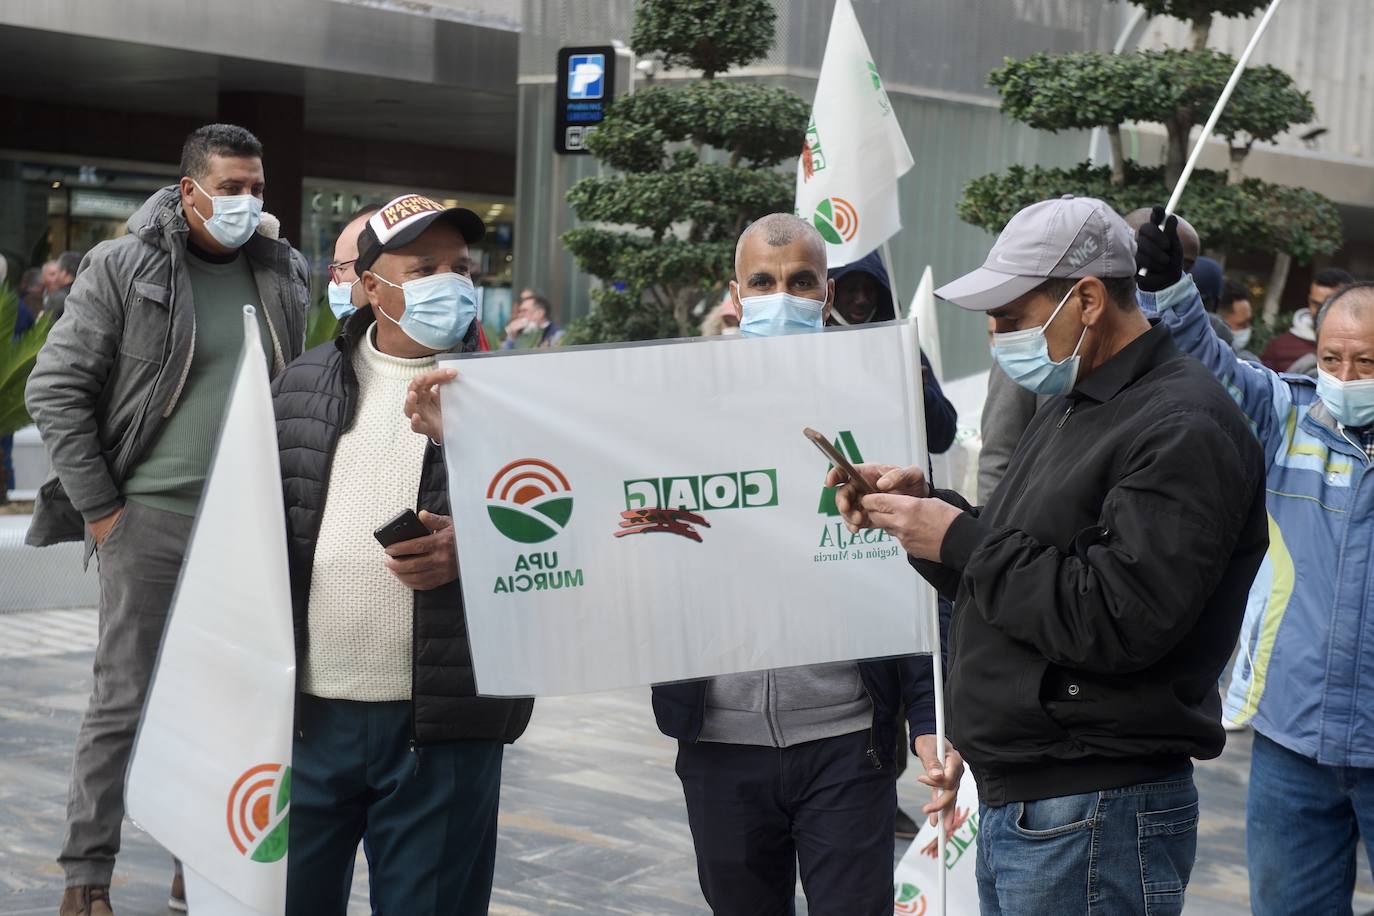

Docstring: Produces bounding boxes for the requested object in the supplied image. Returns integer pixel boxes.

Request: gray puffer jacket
[25,186,310,546]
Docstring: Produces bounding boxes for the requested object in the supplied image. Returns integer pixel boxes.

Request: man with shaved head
[1140,211,1374,914]
[647,212,962,916]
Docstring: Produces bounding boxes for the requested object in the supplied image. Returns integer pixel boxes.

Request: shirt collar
[1071,320,1179,404]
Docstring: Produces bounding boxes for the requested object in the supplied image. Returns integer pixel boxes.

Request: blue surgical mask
[372,271,477,351]
[1317,369,1374,428]
[190,179,263,249]
[327,280,357,320]
[1231,327,1253,352]
[738,292,825,337]
[991,284,1087,396]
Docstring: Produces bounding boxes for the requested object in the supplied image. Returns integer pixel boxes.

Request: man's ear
[179,177,198,212]
[362,271,384,309]
[822,277,835,323]
[1078,277,1109,327]
[727,280,743,320]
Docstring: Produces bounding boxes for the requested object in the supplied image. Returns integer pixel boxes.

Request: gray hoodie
[26,186,309,546]
[697,662,874,747]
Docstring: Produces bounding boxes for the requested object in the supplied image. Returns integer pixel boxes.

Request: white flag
[440,323,936,697]
[795,0,914,267]
[893,769,982,915]
[126,307,296,914]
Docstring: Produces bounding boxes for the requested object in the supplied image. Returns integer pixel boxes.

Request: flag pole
[932,608,948,916]
[1167,0,1285,216]
[882,240,902,320]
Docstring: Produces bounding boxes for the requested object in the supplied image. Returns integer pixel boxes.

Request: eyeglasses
[328,259,357,284]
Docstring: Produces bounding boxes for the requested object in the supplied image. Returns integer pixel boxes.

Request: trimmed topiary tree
[561,0,809,344]
[959,0,1341,274]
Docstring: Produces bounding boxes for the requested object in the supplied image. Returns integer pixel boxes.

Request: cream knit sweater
[303,329,435,701]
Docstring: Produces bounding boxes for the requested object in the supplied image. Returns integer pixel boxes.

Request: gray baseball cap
[935,195,1136,312]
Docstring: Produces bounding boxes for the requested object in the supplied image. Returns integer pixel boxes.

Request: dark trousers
[675,730,896,916]
[286,695,504,916]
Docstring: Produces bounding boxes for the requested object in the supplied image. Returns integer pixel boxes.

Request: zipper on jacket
[763,671,784,747]
[1337,424,1371,465]
[860,678,882,769]
[1056,402,1076,429]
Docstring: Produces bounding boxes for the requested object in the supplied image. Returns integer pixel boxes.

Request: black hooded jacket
[271,308,533,745]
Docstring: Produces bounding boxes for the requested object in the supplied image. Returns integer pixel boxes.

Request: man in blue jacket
[650,214,960,916]
[1137,207,1374,915]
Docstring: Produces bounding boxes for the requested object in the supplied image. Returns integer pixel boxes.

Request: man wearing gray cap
[829,195,1268,915]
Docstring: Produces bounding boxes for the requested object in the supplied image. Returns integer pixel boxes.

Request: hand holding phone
[374,509,432,549]
[804,427,877,496]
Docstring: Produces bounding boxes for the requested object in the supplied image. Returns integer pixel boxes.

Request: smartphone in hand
[373,509,431,549]
[804,427,877,496]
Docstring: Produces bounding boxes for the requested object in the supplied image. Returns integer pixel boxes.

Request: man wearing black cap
[829,195,1268,915]
[270,194,532,914]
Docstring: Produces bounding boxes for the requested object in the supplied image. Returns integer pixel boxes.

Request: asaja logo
[893,881,928,915]
[813,197,858,246]
[227,763,290,863]
[800,116,827,182]
[818,430,864,516]
[487,459,574,544]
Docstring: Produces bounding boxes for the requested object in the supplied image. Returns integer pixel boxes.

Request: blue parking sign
[567,53,605,100]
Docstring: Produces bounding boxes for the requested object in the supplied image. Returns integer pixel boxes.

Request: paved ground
[2,608,1372,915]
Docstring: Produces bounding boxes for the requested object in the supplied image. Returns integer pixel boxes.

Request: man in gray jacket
[26,123,309,916]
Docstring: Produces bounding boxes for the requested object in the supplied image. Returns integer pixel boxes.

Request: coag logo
[488,459,574,544]
[813,197,859,245]
[893,881,928,915]
[227,763,290,863]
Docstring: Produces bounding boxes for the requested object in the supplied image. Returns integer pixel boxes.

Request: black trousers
[675,730,897,916]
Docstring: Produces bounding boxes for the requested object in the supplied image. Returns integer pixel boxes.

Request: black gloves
[1135,205,1184,294]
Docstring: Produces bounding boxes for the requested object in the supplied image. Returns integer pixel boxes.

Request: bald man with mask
[325,205,380,321]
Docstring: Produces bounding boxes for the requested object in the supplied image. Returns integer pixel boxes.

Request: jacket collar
[1070,320,1178,404]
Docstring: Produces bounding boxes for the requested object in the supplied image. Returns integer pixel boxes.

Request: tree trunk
[1228,143,1249,186]
[1264,251,1293,325]
[1107,124,1126,186]
[1165,117,1191,192]
[672,288,695,337]
[1190,15,1212,51]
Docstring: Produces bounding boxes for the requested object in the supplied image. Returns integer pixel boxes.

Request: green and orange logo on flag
[487,459,574,543]
[893,881,928,914]
[812,197,859,246]
[227,763,290,863]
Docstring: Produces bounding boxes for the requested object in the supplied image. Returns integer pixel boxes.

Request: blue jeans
[1248,731,1374,915]
[976,769,1198,915]
[286,695,505,916]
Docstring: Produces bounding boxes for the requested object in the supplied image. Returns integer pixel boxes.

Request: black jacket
[271,309,533,746]
[916,322,1266,806]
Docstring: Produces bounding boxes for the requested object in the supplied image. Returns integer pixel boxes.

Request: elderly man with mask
[271,194,533,914]
[831,196,1268,916]
[324,204,381,321]
[1136,206,1374,915]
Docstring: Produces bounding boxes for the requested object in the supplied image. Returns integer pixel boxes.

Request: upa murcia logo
[486,458,585,594]
[893,882,928,915]
[813,431,900,563]
[487,459,574,544]
[227,763,290,863]
[813,197,859,246]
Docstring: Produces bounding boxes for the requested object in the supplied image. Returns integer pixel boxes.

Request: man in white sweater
[272,195,534,915]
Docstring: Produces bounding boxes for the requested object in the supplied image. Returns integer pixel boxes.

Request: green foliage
[304,299,340,351]
[992,49,1312,144]
[630,0,777,77]
[958,161,1342,264]
[1126,0,1271,20]
[562,0,807,344]
[0,287,52,445]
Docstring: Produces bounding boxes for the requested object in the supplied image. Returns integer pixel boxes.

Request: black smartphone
[804,426,877,496]
[373,509,431,548]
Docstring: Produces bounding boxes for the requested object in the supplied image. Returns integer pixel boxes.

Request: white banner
[126,308,296,914]
[893,770,982,916]
[796,0,915,267]
[440,322,936,696]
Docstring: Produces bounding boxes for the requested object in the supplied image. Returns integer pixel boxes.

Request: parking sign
[555,46,619,155]
[567,53,605,100]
